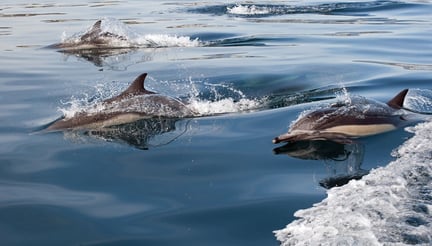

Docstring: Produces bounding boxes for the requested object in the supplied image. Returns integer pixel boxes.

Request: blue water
[1,0,431,245]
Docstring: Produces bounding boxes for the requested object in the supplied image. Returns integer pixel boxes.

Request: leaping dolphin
[46,73,195,131]
[273,89,409,144]
[48,19,130,50]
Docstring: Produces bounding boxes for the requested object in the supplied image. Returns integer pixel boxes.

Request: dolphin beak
[272,138,281,144]
[273,132,295,144]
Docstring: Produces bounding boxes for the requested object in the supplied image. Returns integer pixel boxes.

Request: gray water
[0,0,431,245]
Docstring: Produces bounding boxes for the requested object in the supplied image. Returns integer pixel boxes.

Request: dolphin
[47,19,130,50]
[45,73,195,131]
[273,89,409,144]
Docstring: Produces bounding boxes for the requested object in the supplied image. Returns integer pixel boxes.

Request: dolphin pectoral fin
[387,89,409,109]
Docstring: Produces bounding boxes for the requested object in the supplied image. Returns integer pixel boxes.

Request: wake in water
[188,1,406,17]
[273,88,432,244]
[275,120,432,245]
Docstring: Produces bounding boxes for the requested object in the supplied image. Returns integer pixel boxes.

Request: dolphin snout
[273,132,293,144]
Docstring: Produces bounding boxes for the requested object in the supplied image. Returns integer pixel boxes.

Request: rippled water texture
[0,0,431,245]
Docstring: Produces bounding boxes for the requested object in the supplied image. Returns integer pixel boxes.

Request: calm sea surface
[1,0,431,245]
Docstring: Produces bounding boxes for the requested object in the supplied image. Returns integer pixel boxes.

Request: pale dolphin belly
[324,123,397,137]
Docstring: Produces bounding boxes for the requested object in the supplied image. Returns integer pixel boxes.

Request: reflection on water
[58,47,149,69]
[274,140,368,189]
[62,117,189,150]
[1,0,431,245]
[355,60,432,71]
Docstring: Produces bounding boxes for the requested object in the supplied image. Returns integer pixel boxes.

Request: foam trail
[275,121,432,245]
[133,34,200,48]
[227,4,271,15]
[185,80,262,115]
[188,98,260,115]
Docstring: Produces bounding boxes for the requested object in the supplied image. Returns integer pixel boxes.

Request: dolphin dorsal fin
[80,20,102,41]
[92,20,102,31]
[104,73,155,103]
[122,73,155,95]
[387,89,409,109]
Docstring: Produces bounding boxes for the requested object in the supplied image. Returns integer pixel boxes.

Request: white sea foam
[58,96,91,119]
[275,121,432,245]
[227,4,271,15]
[185,80,262,115]
[188,98,260,115]
[404,88,432,114]
[133,34,200,48]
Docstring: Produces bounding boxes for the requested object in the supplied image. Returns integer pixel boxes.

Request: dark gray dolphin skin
[273,89,409,144]
[47,20,128,50]
[46,73,195,131]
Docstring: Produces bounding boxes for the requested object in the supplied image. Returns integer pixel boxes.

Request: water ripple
[0,181,151,218]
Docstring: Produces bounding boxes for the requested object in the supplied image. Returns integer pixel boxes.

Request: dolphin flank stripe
[324,124,396,136]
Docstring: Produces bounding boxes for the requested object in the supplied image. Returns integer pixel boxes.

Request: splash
[274,121,432,245]
[227,4,271,15]
[334,86,351,104]
[184,78,262,116]
[57,80,119,119]
[188,98,260,115]
[404,88,432,114]
[58,96,92,119]
[56,77,263,120]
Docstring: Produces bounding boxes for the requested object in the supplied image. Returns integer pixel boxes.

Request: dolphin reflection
[74,118,188,150]
[274,140,368,189]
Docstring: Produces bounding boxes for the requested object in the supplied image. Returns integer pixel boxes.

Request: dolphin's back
[292,107,403,132]
[47,19,128,50]
[273,93,409,144]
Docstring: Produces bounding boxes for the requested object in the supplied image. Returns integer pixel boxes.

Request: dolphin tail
[387,89,409,109]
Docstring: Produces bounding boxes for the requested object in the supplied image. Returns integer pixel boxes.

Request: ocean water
[0,0,431,245]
